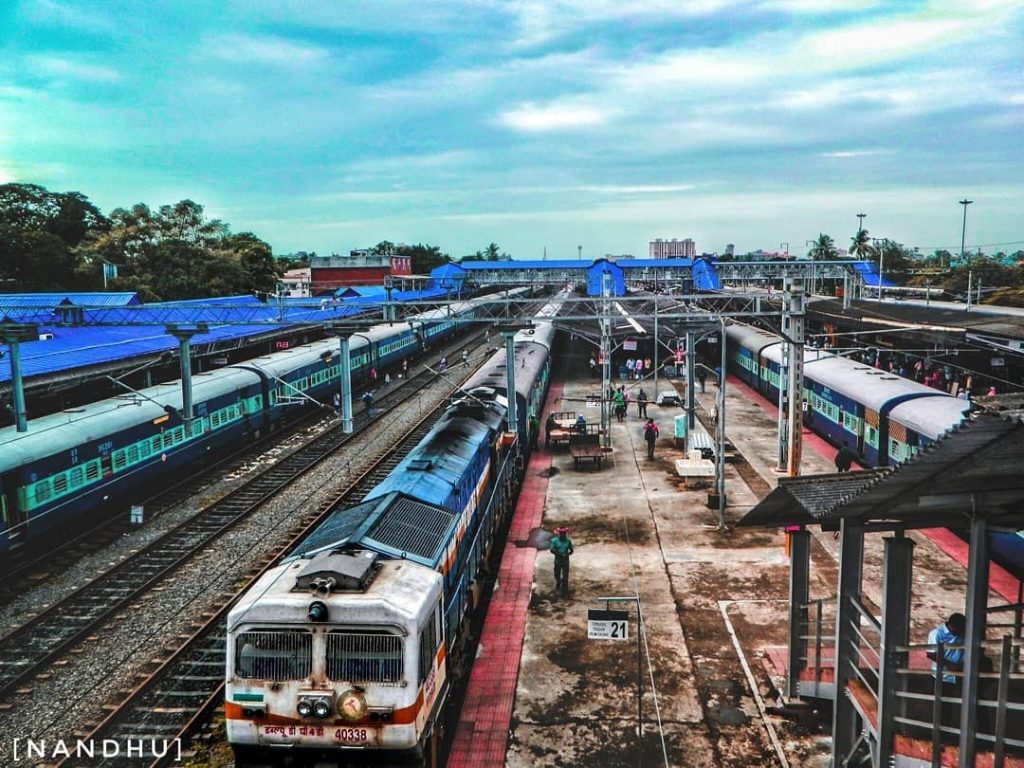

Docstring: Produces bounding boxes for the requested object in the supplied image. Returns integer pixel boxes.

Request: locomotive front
[226,549,446,764]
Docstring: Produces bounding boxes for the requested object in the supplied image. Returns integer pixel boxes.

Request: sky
[1,0,1022,260]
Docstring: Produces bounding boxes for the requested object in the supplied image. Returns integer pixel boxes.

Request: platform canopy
[739,398,1024,533]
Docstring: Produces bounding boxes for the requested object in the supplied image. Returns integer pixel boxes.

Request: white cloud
[762,0,880,11]
[27,0,115,32]
[820,149,892,158]
[31,56,123,83]
[802,18,966,63]
[579,184,697,194]
[497,101,610,132]
[207,34,328,65]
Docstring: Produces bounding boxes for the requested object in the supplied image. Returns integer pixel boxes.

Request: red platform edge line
[446,380,565,767]
[727,373,1020,604]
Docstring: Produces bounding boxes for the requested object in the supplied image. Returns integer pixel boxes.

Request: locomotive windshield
[235,630,312,680]
[326,630,404,684]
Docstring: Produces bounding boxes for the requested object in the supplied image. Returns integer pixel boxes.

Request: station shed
[585,258,625,296]
[740,399,1024,767]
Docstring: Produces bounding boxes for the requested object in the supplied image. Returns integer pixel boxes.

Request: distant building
[308,250,413,293]
[725,244,735,258]
[280,268,312,298]
[649,238,695,258]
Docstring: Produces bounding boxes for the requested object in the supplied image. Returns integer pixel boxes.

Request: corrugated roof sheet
[0,292,141,308]
[739,399,1024,531]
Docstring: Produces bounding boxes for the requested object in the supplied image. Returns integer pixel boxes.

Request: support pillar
[653,295,659,395]
[166,323,208,428]
[959,514,990,768]
[601,273,612,450]
[831,519,865,767]
[787,528,811,699]
[338,335,353,433]
[503,332,518,433]
[716,319,727,529]
[877,534,915,767]
[0,323,38,432]
[686,329,696,431]
[786,281,805,476]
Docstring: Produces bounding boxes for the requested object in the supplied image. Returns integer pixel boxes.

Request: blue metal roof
[0,302,369,384]
[458,259,587,270]
[693,258,722,290]
[852,262,896,287]
[0,292,141,308]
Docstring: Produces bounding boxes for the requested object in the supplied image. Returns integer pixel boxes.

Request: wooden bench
[548,428,572,449]
[570,429,605,470]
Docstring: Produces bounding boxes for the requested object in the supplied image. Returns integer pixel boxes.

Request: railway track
[55,371,474,768]
[0,332,476,600]
[0,332,489,703]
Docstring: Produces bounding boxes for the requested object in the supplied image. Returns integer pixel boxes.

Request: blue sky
[1,0,1022,259]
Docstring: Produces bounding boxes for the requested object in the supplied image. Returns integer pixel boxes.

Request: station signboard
[587,609,629,641]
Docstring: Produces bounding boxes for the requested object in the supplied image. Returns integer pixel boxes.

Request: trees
[808,234,837,260]
[848,228,876,260]
[396,243,449,274]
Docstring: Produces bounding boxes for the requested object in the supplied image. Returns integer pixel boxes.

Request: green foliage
[848,228,876,260]
[0,183,277,299]
[807,233,836,260]
[396,242,449,273]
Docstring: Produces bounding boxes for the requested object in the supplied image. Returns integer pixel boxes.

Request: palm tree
[808,233,836,260]
[849,229,875,260]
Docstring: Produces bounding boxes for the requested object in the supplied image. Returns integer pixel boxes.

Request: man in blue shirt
[927,612,965,729]
[927,612,965,683]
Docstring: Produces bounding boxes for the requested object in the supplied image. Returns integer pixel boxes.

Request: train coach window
[326,631,403,684]
[235,631,312,681]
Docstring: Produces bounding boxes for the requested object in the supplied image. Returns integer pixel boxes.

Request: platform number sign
[587,609,629,641]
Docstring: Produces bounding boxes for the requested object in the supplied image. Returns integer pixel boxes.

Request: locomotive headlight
[308,601,328,622]
[313,699,332,719]
[296,699,313,718]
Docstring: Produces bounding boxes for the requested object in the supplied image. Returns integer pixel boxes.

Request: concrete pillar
[787,528,811,699]
[686,329,696,431]
[877,534,915,767]
[831,519,865,766]
[959,515,990,768]
[786,281,805,476]
[339,336,353,433]
[8,339,27,433]
[504,332,518,433]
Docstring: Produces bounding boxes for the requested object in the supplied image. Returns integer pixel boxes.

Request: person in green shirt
[550,526,575,597]
[527,414,539,450]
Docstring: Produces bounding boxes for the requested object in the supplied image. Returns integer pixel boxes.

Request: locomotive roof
[290,490,462,570]
[229,555,441,630]
[364,408,499,509]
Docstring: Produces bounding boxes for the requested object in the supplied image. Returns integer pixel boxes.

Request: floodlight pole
[503,330,518,433]
[785,281,805,476]
[0,323,38,432]
[601,272,613,449]
[339,335,354,433]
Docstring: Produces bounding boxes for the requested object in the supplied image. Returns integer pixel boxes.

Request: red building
[308,251,412,293]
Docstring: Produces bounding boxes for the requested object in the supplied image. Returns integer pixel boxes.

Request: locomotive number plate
[334,727,371,745]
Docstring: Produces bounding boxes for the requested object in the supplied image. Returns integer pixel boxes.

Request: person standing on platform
[528,414,539,451]
[550,526,574,597]
[439,356,447,373]
[461,349,469,367]
[697,370,707,393]
[612,388,626,422]
[834,442,853,473]
[643,418,659,459]
[927,612,965,728]
[545,412,558,448]
[589,355,598,378]
[362,390,375,418]
[636,389,648,418]
[401,358,408,378]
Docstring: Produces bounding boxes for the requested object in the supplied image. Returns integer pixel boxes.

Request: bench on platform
[675,450,715,478]
[570,429,605,470]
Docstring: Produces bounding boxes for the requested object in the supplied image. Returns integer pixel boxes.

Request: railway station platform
[449,364,1005,767]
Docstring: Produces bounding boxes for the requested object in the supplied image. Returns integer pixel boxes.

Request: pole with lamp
[805,239,816,295]
[780,242,789,260]
[960,198,973,311]
[872,238,886,302]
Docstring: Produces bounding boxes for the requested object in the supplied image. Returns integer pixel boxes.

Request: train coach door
[1,475,25,542]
